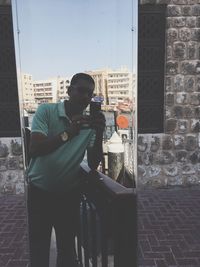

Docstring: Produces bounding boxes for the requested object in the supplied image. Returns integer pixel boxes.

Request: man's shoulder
[36,103,58,113]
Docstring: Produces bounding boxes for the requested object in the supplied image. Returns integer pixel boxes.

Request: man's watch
[60,131,69,142]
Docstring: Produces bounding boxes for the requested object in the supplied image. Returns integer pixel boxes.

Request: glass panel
[12,0,138,266]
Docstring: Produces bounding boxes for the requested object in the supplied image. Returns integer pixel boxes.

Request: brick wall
[138,0,200,187]
[0,138,24,194]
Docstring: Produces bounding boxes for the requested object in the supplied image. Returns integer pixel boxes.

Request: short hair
[70,73,95,87]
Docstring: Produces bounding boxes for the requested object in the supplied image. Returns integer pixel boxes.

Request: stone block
[196,76,200,91]
[0,141,9,158]
[138,136,148,152]
[166,93,174,106]
[184,106,195,118]
[138,165,146,177]
[157,151,175,164]
[185,135,197,150]
[157,0,171,4]
[7,157,19,170]
[187,42,198,60]
[167,176,183,186]
[142,152,154,166]
[176,93,188,104]
[166,28,178,44]
[190,93,200,105]
[162,135,173,150]
[189,151,200,164]
[146,177,167,188]
[192,5,200,16]
[10,140,22,156]
[167,5,182,16]
[148,166,161,177]
[140,0,156,3]
[181,61,200,75]
[177,120,188,133]
[166,17,173,28]
[138,153,143,165]
[191,119,200,132]
[173,106,184,118]
[197,16,200,27]
[185,175,200,185]
[166,119,177,133]
[150,136,160,152]
[166,61,179,75]
[174,135,185,149]
[176,150,188,162]
[165,107,172,119]
[179,28,191,41]
[194,106,200,118]
[172,0,190,4]
[174,74,184,91]
[172,17,186,27]
[0,158,7,171]
[173,42,186,59]
[186,17,196,27]
[15,182,25,194]
[164,165,178,176]
[191,29,200,42]
[181,6,192,16]
[167,46,172,60]
[166,76,173,91]
[184,76,195,91]
[182,164,196,174]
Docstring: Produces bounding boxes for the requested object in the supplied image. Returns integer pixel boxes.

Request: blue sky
[13,0,137,80]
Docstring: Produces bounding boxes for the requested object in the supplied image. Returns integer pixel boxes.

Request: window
[138,4,166,133]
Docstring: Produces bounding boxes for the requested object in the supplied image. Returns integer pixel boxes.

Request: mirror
[12,0,138,266]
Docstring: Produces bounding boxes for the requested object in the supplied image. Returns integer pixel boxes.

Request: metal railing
[77,164,137,267]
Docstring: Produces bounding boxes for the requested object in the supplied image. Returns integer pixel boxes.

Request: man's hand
[90,112,106,133]
[68,115,91,137]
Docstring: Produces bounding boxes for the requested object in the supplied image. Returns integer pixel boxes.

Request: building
[21,73,35,111]
[33,78,58,105]
[138,0,200,188]
[85,70,108,104]
[107,68,134,106]
[86,68,135,106]
[57,76,70,102]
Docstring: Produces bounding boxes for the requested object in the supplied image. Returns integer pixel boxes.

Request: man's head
[68,73,95,112]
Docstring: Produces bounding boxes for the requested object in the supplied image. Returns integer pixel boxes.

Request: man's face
[69,79,94,111]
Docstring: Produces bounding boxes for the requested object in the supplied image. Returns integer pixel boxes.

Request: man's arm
[87,130,104,170]
[29,132,64,158]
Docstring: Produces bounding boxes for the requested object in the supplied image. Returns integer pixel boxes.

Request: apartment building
[57,76,70,102]
[33,79,58,105]
[85,70,108,104]
[21,73,35,111]
[86,68,135,106]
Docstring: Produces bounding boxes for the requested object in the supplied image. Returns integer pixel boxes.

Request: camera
[90,101,101,117]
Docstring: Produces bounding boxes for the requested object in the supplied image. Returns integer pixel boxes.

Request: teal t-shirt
[27,102,95,192]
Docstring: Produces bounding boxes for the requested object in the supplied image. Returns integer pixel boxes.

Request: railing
[77,164,136,267]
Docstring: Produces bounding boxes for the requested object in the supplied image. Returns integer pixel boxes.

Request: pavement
[1,186,200,267]
[138,186,200,267]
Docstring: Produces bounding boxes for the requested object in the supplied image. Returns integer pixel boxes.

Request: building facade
[21,73,35,111]
[33,78,58,105]
[138,0,200,187]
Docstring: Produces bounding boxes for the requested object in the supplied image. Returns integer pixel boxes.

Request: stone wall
[138,0,200,187]
[0,138,24,194]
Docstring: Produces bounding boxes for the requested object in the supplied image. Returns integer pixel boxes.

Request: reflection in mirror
[12,0,137,266]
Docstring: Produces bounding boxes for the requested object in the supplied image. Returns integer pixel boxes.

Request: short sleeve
[31,104,49,136]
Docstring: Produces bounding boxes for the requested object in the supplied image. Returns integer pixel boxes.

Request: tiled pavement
[0,195,29,267]
[138,186,200,267]
[1,187,200,267]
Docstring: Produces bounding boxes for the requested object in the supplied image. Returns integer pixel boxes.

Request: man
[27,73,105,267]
